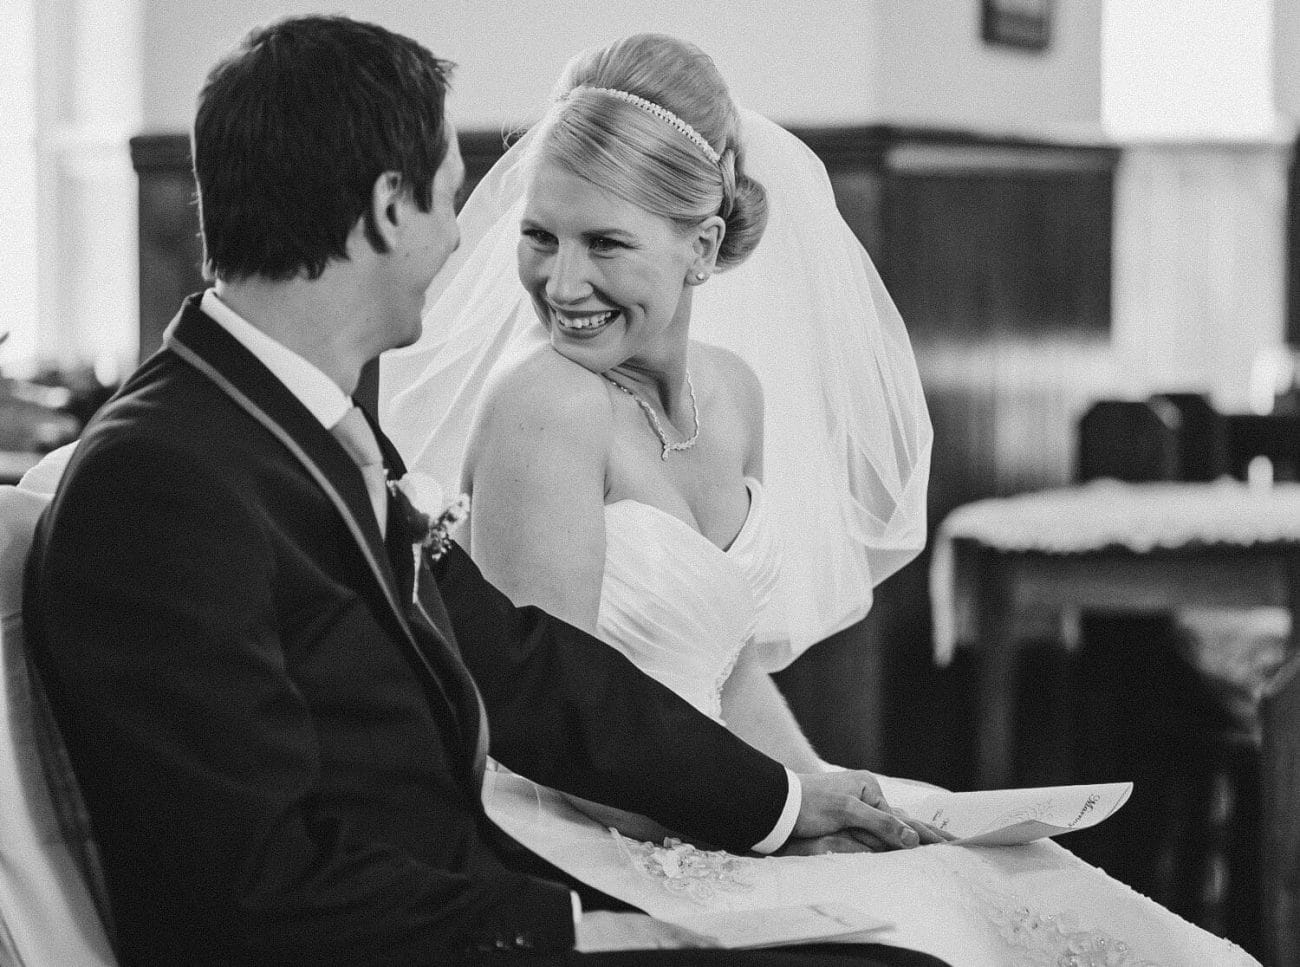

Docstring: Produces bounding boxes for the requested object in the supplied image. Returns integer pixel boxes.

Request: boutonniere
[387,472,469,563]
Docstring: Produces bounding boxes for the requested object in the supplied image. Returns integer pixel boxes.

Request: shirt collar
[198,289,353,430]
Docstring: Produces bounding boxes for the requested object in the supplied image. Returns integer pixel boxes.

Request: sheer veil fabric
[379,109,932,667]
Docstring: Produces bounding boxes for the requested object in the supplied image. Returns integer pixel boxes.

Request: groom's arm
[435,546,926,855]
[435,542,797,851]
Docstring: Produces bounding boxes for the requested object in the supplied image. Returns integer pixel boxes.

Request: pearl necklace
[604,371,701,460]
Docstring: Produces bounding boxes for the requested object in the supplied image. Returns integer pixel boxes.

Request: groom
[24,15,946,967]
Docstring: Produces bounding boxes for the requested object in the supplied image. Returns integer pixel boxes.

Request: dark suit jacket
[23,297,790,967]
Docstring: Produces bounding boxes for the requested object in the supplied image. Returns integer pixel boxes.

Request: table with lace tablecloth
[929,479,1300,967]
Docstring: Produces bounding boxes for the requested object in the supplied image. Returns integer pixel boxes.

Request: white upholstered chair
[0,476,117,965]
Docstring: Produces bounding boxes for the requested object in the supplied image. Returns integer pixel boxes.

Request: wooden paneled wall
[131,127,1119,788]
[1289,137,1300,346]
[132,136,202,360]
[806,130,1119,785]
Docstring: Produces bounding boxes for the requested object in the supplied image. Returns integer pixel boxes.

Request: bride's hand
[793,770,950,851]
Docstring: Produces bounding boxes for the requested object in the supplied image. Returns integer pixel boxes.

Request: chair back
[1149,392,1229,482]
[1076,399,1182,483]
[1224,413,1300,482]
[0,485,117,965]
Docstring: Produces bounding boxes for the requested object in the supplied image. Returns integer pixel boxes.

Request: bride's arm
[461,350,610,636]
[715,350,829,774]
[720,648,827,773]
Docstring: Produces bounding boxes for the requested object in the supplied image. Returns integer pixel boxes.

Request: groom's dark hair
[193,15,453,282]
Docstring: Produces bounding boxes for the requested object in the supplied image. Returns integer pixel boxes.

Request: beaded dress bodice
[595,477,780,721]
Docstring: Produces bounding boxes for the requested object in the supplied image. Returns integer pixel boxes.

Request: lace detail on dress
[709,637,748,723]
[935,847,1163,967]
[994,907,1160,966]
[612,831,755,905]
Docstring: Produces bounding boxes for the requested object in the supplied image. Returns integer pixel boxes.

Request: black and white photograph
[0,2,1294,965]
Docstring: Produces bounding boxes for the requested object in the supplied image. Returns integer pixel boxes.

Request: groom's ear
[360,171,404,254]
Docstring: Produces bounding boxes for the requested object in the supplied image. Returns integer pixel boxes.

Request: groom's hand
[791,770,950,852]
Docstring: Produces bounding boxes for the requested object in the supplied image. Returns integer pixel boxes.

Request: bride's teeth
[554,309,615,330]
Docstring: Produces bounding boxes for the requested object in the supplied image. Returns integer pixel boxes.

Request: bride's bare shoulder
[468,346,614,458]
[691,340,763,435]
[483,345,610,417]
[689,341,763,473]
[693,342,762,405]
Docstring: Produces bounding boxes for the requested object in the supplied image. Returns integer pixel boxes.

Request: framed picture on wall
[982,0,1051,51]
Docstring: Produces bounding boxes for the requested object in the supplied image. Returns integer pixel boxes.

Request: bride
[380,34,1257,967]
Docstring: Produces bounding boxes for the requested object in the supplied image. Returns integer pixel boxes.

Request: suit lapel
[162,298,482,767]
[167,298,398,589]
[373,421,488,782]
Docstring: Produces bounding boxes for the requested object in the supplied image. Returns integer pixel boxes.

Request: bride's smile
[547,306,620,335]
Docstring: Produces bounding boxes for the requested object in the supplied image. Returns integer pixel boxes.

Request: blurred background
[3,0,1298,960]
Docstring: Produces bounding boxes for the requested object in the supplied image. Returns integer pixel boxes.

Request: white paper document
[906,782,1134,846]
[674,904,892,948]
[481,771,1243,966]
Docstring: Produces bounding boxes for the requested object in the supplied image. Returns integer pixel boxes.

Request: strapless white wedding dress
[596,478,780,722]
[484,480,1259,966]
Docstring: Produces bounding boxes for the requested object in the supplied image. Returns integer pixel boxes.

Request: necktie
[334,409,486,788]
[331,406,388,535]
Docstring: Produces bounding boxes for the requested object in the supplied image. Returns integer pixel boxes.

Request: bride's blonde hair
[535,34,768,271]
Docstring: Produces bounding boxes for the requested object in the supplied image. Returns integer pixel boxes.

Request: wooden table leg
[1261,651,1300,967]
[1260,558,1300,967]
[975,557,1016,790]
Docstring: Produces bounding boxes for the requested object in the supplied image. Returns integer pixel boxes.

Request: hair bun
[717,167,768,270]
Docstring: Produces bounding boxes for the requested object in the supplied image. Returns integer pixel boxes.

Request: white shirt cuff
[750,768,801,854]
[570,890,582,931]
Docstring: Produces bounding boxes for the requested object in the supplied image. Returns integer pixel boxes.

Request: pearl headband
[561,85,722,165]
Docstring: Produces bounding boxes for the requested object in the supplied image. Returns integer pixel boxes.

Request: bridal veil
[379,109,932,667]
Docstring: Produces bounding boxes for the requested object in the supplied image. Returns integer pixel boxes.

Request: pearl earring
[695,271,707,281]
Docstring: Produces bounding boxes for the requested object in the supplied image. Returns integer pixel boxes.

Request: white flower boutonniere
[387,471,469,563]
